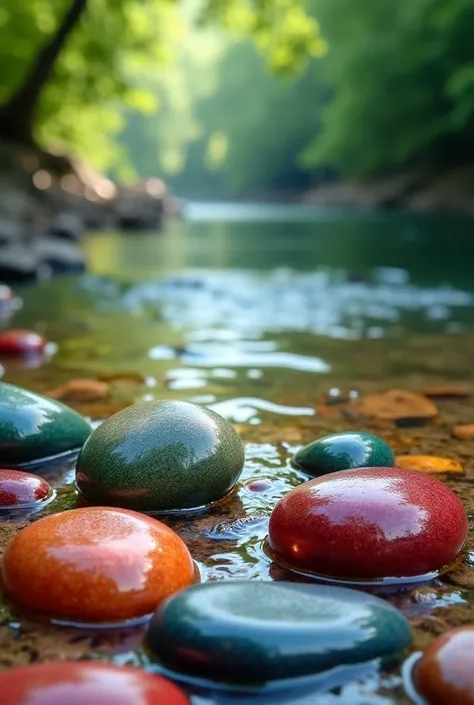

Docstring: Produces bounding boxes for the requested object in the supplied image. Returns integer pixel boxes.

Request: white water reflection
[209,397,315,424]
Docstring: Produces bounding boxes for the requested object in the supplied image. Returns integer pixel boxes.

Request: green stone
[293,431,395,477]
[76,400,245,512]
[0,382,92,466]
[146,581,412,685]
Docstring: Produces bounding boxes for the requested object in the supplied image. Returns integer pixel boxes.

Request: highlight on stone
[76,399,245,512]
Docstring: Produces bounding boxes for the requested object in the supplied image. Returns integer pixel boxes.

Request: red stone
[0,661,190,705]
[0,330,47,355]
[246,479,273,492]
[268,467,468,580]
[2,507,195,623]
[414,626,474,704]
[0,469,52,507]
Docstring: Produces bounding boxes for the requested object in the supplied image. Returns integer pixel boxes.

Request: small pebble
[147,581,412,684]
[294,431,394,477]
[76,400,245,512]
[423,386,470,399]
[0,382,92,465]
[2,507,195,623]
[268,467,468,581]
[413,626,474,704]
[46,378,109,402]
[0,662,190,705]
[0,469,52,507]
[454,424,474,440]
[356,389,438,423]
[396,455,463,474]
[246,479,273,492]
[0,330,47,355]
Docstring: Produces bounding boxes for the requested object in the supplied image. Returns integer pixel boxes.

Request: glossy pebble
[76,400,245,512]
[396,455,463,474]
[0,469,52,507]
[293,431,394,476]
[0,382,92,466]
[268,467,468,581]
[0,661,190,705]
[413,626,474,704]
[0,329,46,355]
[2,506,195,623]
[147,581,412,684]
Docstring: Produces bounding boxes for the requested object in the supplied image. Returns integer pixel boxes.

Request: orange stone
[396,455,463,474]
[358,389,438,423]
[414,626,474,705]
[454,424,474,441]
[2,507,194,624]
[47,378,110,402]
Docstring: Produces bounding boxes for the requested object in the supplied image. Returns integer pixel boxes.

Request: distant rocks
[0,138,178,281]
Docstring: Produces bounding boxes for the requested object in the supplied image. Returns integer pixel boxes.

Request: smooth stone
[76,400,245,512]
[414,626,474,704]
[0,329,46,355]
[293,431,395,476]
[396,455,463,474]
[0,662,190,705]
[147,581,412,684]
[2,507,195,623]
[0,382,92,465]
[268,467,468,581]
[0,469,52,506]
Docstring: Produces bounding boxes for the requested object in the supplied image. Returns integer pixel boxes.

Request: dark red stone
[414,626,474,704]
[0,330,47,355]
[268,467,468,580]
[0,469,52,507]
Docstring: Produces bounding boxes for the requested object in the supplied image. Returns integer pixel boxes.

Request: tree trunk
[0,0,88,144]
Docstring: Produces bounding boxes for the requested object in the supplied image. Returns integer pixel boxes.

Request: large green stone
[293,431,395,477]
[0,382,92,466]
[76,400,245,512]
[146,581,412,685]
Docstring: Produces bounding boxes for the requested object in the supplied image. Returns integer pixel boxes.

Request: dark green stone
[76,400,245,512]
[0,382,92,466]
[293,431,395,477]
[147,581,412,684]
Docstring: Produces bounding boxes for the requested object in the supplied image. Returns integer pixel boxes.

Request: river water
[3,204,474,703]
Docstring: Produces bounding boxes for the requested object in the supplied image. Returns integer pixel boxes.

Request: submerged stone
[0,662,190,705]
[293,431,394,476]
[76,400,245,512]
[268,467,468,581]
[0,382,92,465]
[147,581,412,684]
[2,506,195,623]
[413,626,474,705]
[0,469,52,507]
[0,329,46,355]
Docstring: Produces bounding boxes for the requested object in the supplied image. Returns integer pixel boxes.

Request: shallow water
[2,204,474,703]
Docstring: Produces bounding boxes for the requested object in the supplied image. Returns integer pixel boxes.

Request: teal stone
[76,400,245,512]
[293,431,395,477]
[0,382,92,466]
[146,581,412,685]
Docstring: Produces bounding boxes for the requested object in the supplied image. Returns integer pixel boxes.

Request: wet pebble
[246,478,273,492]
[0,329,47,355]
[268,467,468,581]
[2,506,195,624]
[0,382,92,465]
[46,378,110,402]
[147,581,412,685]
[0,469,52,507]
[0,661,190,705]
[454,424,474,440]
[293,431,394,477]
[76,400,245,512]
[396,455,463,474]
[355,389,438,424]
[413,626,474,704]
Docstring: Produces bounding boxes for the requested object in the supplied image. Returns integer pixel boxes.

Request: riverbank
[302,166,474,214]
[0,139,176,280]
